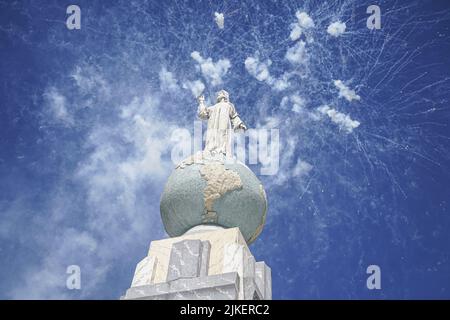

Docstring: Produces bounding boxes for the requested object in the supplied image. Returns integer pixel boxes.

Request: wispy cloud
[214,12,224,29]
[43,87,74,126]
[159,67,179,92]
[10,66,176,299]
[191,51,231,86]
[289,11,315,41]
[317,105,360,133]
[285,40,308,65]
[334,80,360,102]
[245,54,289,91]
[182,79,205,97]
[327,21,346,37]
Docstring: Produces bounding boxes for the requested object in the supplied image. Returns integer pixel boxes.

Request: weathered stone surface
[243,255,256,299]
[199,163,243,218]
[265,266,272,300]
[255,262,272,300]
[124,272,239,300]
[131,256,157,287]
[125,281,170,300]
[223,243,257,299]
[199,241,211,277]
[167,240,203,282]
[147,227,247,284]
[124,228,271,300]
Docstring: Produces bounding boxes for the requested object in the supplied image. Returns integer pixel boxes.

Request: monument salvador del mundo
[122,90,271,300]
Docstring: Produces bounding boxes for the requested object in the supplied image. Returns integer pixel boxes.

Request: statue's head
[216,90,229,102]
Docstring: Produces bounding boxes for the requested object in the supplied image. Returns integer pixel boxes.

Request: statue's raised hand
[197,95,205,103]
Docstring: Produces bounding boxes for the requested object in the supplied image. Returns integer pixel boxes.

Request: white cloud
[296,11,315,29]
[327,21,346,37]
[289,24,303,41]
[214,12,224,29]
[79,96,175,210]
[334,80,360,102]
[253,112,308,186]
[280,96,290,108]
[159,67,179,92]
[245,56,272,82]
[67,95,174,292]
[182,79,205,97]
[266,134,299,186]
[9,228,101,299]
[43,87,74,126]
[256,115,281,129]
[295,11,314,29]
[289,11,314,41]
[12,66,175,298]
[190,51,231,86]
[271,77,290,91]
[244,55,290,91]
[293,159,313,177]
[285,40,308,64]
[291,94,306,113]
[281,93,306,113]
[71,65,110,99]
[317,105,360,133]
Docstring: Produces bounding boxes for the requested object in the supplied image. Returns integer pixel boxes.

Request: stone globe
[160,155,267,244]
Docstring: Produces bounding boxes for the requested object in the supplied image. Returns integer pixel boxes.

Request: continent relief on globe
[160,156,267,244]
[199,163,243,214]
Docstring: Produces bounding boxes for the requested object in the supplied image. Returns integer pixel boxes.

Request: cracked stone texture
[123,272,240,300]
[200,240,211,277]
[255,261,272,300]
[223,243,258,299]
[166,239,211,282]
[124,228,271,300]
[131,256,157,287]
[147,227,247,284]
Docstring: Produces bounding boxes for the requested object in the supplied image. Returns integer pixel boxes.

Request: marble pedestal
[122,227,271,300]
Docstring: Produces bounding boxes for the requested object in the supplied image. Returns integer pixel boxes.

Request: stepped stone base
[122,227,271,300]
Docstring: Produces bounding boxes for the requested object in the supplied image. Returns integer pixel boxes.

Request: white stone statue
[197,90,247,157]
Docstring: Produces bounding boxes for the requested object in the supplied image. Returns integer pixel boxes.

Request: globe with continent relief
[160,154,267,244]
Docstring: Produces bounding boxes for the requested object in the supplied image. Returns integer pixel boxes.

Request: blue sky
[1,0,450,299]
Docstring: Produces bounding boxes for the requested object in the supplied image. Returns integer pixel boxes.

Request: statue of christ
[197,90,247,157]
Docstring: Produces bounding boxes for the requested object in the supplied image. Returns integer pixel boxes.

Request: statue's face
[217,92,228,102]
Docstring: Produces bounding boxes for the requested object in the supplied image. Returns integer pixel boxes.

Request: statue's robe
[198,101,244,156]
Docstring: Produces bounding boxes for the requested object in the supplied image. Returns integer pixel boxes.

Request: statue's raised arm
[197,95,209,120]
